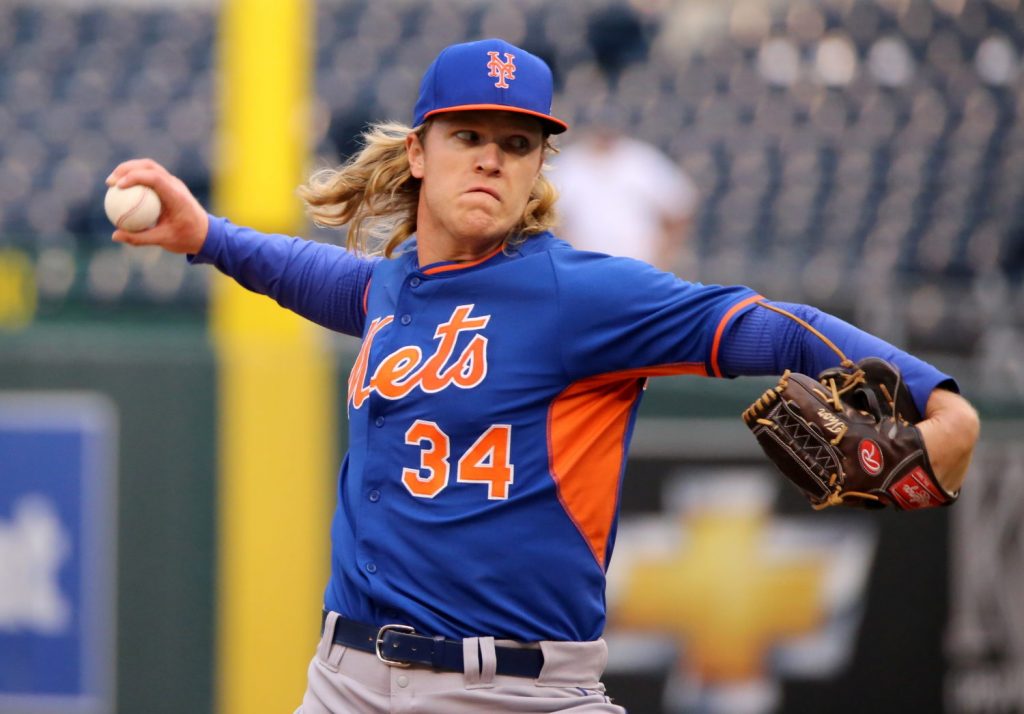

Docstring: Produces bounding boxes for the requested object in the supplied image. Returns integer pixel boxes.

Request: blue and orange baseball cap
[412,38,569,135]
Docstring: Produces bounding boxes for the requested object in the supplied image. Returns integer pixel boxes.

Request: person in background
[551,103,699,272]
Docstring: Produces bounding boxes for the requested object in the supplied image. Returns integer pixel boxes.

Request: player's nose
[474,141,503,174]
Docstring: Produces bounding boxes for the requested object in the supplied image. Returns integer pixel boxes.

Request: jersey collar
[395,232,565,277]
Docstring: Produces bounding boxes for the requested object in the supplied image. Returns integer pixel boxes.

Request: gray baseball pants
[295,612,626,713]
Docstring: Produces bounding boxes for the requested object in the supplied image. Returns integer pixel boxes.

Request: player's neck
[416,228,505,267]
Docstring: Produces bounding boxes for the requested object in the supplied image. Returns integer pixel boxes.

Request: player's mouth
[466,186,500,201]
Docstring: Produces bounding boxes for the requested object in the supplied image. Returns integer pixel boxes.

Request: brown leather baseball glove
[742,306,958,511]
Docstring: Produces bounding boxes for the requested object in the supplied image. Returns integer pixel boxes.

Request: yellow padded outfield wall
[213,1,334,713]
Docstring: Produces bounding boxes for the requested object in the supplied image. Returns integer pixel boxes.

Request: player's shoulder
[369,240,417,273]
[537,235,661,272]
[516,231,570,255]
[535,236,684,296]
[521,232,623,265]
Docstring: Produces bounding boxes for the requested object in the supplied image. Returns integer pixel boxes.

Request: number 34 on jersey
[403,421,514,501]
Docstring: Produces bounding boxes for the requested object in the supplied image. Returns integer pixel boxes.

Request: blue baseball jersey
[193,217,950,643]
[338,239,764,644]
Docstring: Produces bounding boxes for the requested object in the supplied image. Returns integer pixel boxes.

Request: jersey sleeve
[718,300,957,415]
[189,215,376,337]
[551,250,761,380]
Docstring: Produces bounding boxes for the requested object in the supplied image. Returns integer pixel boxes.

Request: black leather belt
[321,611,544,678]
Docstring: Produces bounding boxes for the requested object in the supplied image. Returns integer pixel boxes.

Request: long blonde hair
[299,120,559,257]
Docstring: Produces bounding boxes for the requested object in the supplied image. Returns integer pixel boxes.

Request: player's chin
[454,212,515,244]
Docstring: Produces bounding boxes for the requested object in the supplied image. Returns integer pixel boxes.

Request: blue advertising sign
[0,394,117,714]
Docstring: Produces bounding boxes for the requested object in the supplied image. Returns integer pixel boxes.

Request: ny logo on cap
[486,51,516,88]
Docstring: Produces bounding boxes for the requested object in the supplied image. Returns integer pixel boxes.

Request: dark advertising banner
[945,427,1024,714]
[0,394,117,714]
[602,416,1022,714]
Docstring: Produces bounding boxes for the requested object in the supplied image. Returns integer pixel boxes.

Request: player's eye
[506,136,529,152]
[454,130,480,144]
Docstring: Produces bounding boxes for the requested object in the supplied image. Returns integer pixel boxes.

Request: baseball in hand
[104,184,162,232]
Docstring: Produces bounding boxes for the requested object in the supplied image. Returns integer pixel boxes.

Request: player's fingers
[109,167,192,215]
[106,165,186,216]
[112,213,205,255]
[110,166,171,192]
[111,227,163,246]
[105,158,165,186]
[112,225,185,251]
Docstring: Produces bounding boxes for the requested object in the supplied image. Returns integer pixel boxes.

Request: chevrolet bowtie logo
[607,473,876,713]
[615,510,826,681]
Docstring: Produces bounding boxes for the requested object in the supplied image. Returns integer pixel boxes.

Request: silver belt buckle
[375,623,416,667]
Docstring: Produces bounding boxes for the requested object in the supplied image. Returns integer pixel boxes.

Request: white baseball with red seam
[104,184,162,232]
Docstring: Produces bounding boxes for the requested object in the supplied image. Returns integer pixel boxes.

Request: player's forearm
[192,216,376,336]
[720,301,954,414]
[917,389,980,494]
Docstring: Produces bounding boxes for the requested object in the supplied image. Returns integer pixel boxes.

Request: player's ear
[533,134,551,176]
[407,130,425,180]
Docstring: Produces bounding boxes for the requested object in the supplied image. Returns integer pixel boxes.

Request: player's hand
[916,389,980,494]
[106,158,209,255]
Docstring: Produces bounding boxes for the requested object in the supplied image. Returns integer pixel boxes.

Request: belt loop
[430,635,446,669]
[318,611,341,664]
[478,636,497,685]
[462,637,482,686]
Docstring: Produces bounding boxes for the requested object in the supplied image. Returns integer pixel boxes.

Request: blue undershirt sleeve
[718,300,957,415]
[188,215,377,337]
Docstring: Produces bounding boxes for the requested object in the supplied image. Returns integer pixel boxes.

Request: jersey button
[368,489,381,502]
[409,277,421,288]
[397,674,409,688]
[375,416,385,428]
[365,562,377,574]
[400,314,412,325]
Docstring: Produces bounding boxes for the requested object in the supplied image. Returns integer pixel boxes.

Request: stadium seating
[1,0,1022,387]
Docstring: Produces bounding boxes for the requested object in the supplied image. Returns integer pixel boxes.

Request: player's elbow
[922,389,981,495]
[951,400,980,492]
[961,400,981,446]
[948,392,981,452]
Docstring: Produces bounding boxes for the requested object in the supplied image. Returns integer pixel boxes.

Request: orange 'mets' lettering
[348,305,491,409]
[348,315,393,410]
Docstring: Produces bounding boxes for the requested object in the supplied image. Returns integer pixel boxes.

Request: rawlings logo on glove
[742,305,958,511]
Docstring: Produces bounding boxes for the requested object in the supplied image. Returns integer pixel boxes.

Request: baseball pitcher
[107,38,979,714]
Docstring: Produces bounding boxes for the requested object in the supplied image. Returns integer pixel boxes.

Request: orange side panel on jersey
[709,294,764,377]
[547,363,706,568]
[362,278,372,317]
